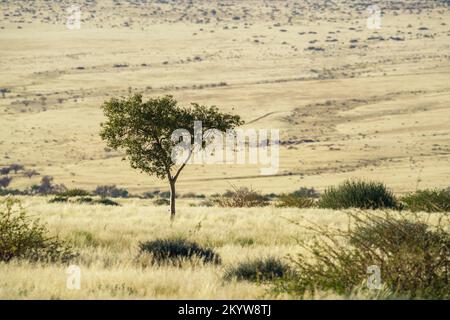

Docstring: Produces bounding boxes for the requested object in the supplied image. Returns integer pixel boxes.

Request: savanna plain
[0,0,449,299]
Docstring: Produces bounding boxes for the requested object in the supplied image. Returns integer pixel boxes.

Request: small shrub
[76,197,94,204]
[318,179,398,210]
[34,176,66,195]
[291,187,320,198]
[0,198,77,263]
[401,189,450,212]
[49,196,69,203]
[95,198,120,206]
[224,257,291,282]
[0,176,12,188]
[276,194,316,208]
[59,188,91,197]
[138,238,221,265]
[94,185,129,198]
[274,212,450,299]
[153,198,170,206]
[217,187,269,208]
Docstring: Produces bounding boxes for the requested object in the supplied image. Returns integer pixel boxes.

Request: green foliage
[224,257,291,282]
[99,94,243,216]
[138,238,221,265]
[401,189,450,212]
[276,194,316,208]
[318,179,398,210]
[217,187,269,208]
[0,198,77,263]
[59,188,91,197]
[100,94,243,180]
[93,185,129,198]
[274,212,450,299]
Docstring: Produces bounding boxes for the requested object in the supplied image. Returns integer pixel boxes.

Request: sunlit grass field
[0,196,446,299]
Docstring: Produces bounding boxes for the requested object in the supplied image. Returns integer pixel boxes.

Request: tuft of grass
[138,238,221,266]
[224,257,291,282]
[318,179,398,210]
[274,212,450,299]
[401,189,450,212]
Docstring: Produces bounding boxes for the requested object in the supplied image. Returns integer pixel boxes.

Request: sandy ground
[0,0,449,195]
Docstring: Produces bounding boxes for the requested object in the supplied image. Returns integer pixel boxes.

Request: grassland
[1,0,450,300]
[0,196,446,299]
[1,0,449,195]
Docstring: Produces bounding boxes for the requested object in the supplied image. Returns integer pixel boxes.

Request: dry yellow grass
[0,1,449,195]
[0,196,447,299]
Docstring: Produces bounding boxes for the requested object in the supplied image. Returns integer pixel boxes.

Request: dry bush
[274,212,450,299]
[216,187,269,208]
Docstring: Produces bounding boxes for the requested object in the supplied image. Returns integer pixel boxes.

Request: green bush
[291,187,320,198]
[274,212,450,299]
[0,198,77,263]
[224,257,291,282]
[401,189,450,212]
[58,188,91,197]
[138,238,221,265]
[217,187,269,208]
[318,179,398,210]
[94,185,129,198]
[276,194,316,208]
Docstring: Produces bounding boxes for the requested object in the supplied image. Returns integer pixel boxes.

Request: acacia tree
[100,94,243,219]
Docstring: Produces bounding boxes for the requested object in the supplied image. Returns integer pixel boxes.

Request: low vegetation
[0,198,76,263]
[401,189,450,212]
[274,212,450,299]
[138,238,221,266]
[318,180,398,210]
[216,187,269,208]
[224,257,291,282]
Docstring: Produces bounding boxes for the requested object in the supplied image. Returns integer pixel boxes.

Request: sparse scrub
[32,176,66,195]
[0,198,76,263]
[401,189,450,212]
[59,188,91,197]
[94,185,129,198]
[318,180,398,210]
[217,187,269,208]
[138,238,221,265]
[276,194,316,208]
[291,187,320,198]
[224,257,291,282]
[274,212,450,299]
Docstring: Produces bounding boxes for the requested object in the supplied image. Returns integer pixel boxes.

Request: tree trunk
[169,179,176,220]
